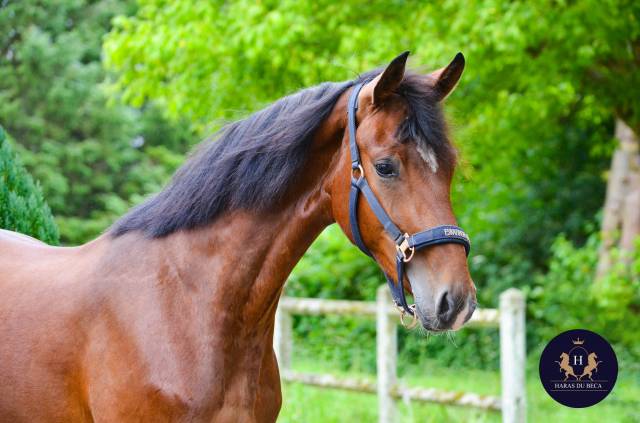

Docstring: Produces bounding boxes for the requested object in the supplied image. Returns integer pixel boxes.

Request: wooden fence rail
[274,286,526,423]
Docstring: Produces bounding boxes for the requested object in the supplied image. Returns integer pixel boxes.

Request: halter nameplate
[346,82,471,318]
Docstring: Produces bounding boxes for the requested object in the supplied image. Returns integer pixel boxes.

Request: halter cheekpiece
[347,82,471,325]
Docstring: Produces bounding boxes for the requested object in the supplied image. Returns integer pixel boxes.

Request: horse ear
[364,51,409,105]
[429,52,465,101]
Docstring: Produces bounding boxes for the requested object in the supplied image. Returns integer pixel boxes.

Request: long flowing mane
[111,70,454,238]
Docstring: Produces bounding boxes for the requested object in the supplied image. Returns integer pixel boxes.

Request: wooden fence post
[274,305,292,372]
[377,285,397,423]
[500,289,526,423]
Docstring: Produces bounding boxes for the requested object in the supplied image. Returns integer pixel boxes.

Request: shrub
[530,232,640,361]
[0,126,59,245]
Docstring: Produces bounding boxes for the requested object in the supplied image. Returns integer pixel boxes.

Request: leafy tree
[0,126,59,244]
[104,1,422,125]
[0,0,193,244]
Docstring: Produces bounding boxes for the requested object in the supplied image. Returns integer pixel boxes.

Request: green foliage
[0,127,59,244]
[530,233,640,359]
[432,0,634,305]
[104,0,421,125]
[0,0,193,244]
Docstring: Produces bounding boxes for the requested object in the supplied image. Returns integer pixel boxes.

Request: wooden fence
[274,286,526,423]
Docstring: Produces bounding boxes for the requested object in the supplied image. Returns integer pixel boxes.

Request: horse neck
[140,93,350,334]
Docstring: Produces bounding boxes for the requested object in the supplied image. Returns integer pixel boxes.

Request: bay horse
[0,52,476,422]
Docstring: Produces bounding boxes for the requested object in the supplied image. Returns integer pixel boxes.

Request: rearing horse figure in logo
[579,352,602,381]
[555,352,579,381]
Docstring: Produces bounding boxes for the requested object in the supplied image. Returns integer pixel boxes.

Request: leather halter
[347,82,471,320]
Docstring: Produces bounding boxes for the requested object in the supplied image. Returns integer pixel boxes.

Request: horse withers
[0,52,476,422]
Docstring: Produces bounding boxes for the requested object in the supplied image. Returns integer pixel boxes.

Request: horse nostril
[437,291,451,320]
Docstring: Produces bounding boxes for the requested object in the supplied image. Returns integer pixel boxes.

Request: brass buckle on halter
[395,233,415,263]
[399,304,419,329]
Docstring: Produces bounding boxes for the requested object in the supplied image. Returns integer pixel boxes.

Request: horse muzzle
[415,292,476,331]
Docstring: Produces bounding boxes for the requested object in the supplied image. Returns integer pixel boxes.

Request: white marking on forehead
[416,144,438,173]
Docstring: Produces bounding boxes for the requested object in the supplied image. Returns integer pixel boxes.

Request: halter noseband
[347,82,471,323]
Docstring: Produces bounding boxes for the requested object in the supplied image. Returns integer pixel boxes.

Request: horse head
[331,53,476,331]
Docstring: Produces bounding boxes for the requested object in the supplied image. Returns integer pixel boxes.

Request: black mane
[110,70,453,238]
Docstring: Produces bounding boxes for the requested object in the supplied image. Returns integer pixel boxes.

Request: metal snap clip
[399,304,419,329]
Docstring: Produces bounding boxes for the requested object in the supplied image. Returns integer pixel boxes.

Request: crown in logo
[572,338,585,345]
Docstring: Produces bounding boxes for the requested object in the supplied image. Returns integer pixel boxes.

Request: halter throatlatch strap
[346,82,471,318]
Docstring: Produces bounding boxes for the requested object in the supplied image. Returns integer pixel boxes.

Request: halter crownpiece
[347,82,471,322]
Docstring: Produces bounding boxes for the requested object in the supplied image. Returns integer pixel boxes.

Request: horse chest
[84,304,277,422]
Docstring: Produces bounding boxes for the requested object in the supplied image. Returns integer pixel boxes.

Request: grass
[278,358,640,422]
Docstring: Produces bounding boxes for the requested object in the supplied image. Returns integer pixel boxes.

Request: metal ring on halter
[351,164,364,180]
[399,304,419,329]
[395,233,415,263]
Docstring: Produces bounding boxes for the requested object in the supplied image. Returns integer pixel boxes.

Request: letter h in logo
[573,355,583,366]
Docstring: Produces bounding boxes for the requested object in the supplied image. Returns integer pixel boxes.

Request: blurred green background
[1,0,639,421]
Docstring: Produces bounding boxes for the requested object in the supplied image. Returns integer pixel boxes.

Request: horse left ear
[429,52,465,101]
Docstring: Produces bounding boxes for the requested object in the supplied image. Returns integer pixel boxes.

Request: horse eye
[374,161,397,178]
